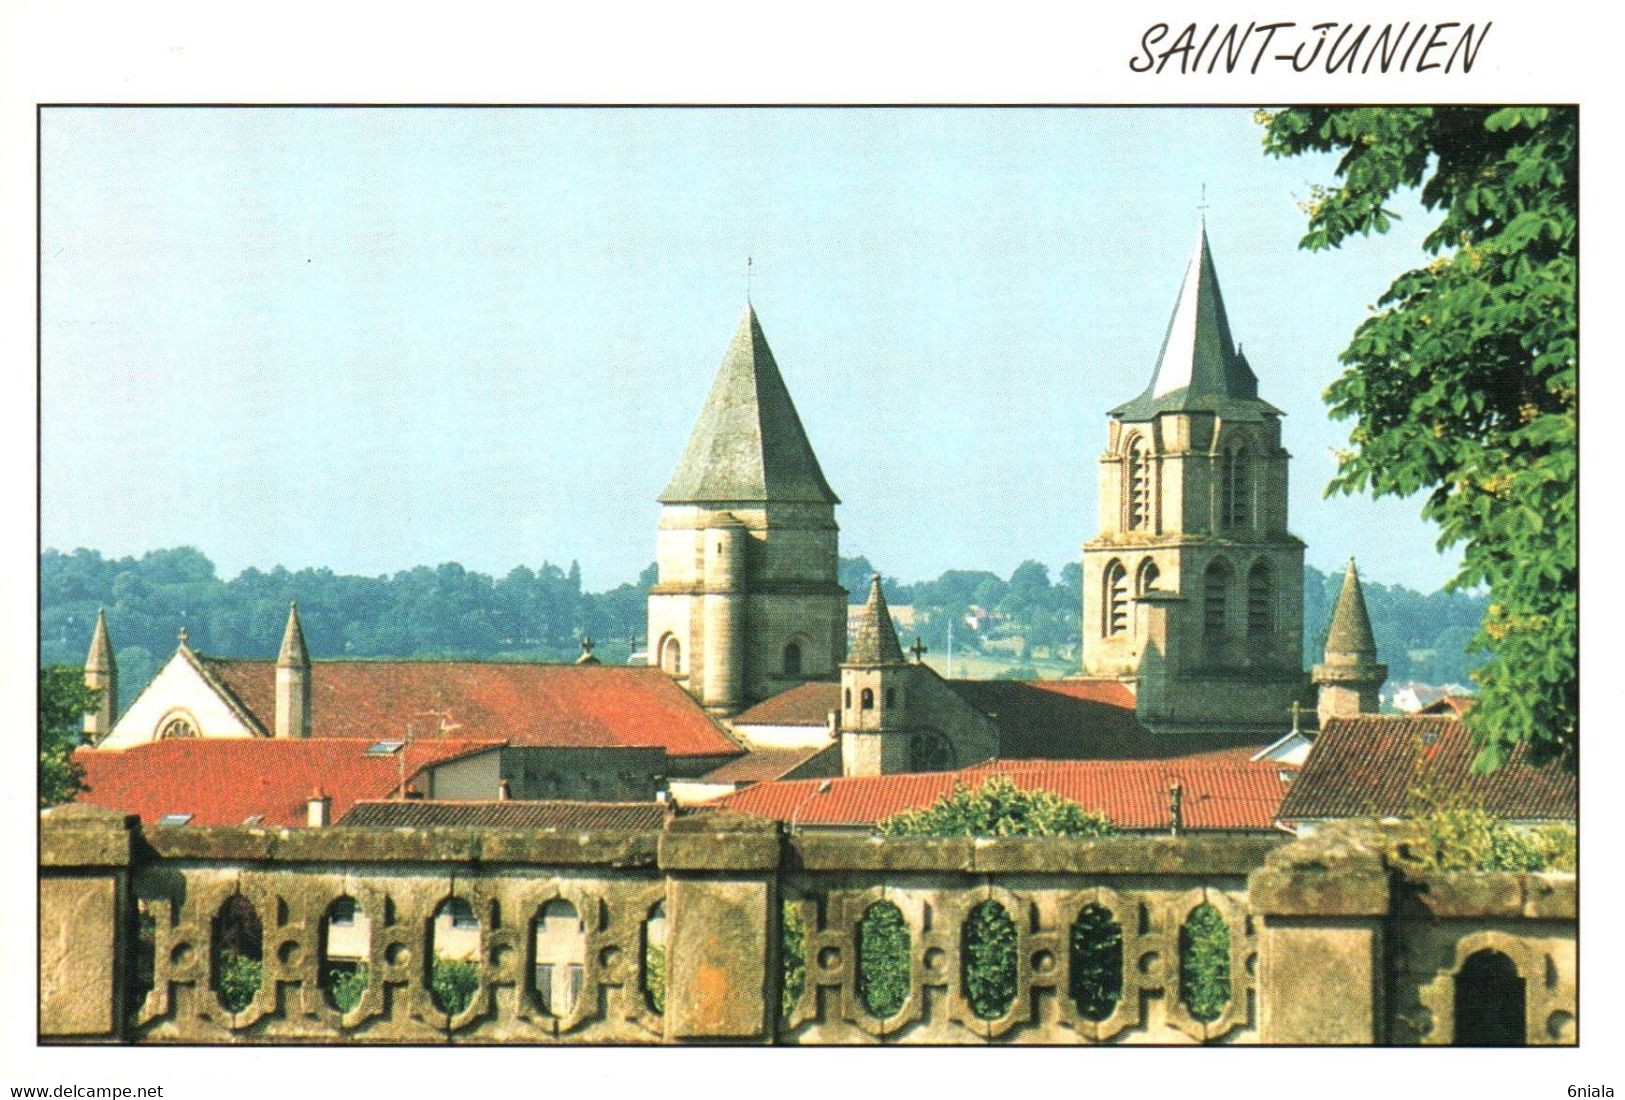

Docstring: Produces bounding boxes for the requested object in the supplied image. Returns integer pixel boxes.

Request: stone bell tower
[648,305,847,716]
[1082,220,1306,737]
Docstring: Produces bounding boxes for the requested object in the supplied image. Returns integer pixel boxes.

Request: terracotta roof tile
[1277,715,1574,822]
[201,660,739,758]
[74,738,502,827]
[340,799,668,830]
[732,681,842,727]
[716,758,1291,831]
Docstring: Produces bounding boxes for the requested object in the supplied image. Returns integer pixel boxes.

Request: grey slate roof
[847,574,905,666]
[340,799,669,831]
[1111,221,1283,422]
[1324,559,1379,658]
[660,305,840,505]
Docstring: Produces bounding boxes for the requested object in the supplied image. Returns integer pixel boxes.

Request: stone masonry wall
[40,808,1574,1046]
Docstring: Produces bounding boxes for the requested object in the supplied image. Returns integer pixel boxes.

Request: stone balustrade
[39,805,1574,1045]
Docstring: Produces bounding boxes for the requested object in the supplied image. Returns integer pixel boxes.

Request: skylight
[365,741,404,756]
[158,813,193,827]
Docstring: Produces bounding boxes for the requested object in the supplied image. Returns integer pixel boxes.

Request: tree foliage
[963,901,1018,1020]
[856,902,910,1019]
[39,665,95,807]
[879,775,1119,839]
[1178,903,1231,1023]
[780,900,807,1021]
[1261,107,1577,768]
[430,959,480,1016]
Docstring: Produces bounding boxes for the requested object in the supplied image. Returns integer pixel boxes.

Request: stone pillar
[701,520,747,714]
[39,805,137,1042]
[658,813,780,1042]
[1248,824,1392,1044]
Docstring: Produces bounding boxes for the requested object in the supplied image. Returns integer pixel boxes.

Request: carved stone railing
[39,806,1575,1045]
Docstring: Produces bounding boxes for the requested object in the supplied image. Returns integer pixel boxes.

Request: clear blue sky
[42,106,1458,592]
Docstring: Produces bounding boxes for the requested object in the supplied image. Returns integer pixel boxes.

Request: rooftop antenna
[1198,182,1210,216]
[746,256,754,304]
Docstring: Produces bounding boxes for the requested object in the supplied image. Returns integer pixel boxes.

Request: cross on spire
[908,635,929,664]
[746,256,753,303]
[1198,182,1210,213]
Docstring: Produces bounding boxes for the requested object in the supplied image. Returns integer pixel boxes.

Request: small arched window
[659,635,682,676]
[1221,445,1252,530]
[1104,560,1129,637]
[1127,435,1152,530]
[783,642,802,677]
[1454,949,1525,1046]
[1247,560,1272,637]
[1204,560,1232,641]
[1136,558,1161,596]
[159,714,197,740]
[860,688,875,710]
[844,688,852,709]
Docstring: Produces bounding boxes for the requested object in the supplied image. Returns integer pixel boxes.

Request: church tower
[1082,221,1306,736]
[83,608,117,743]
[840,575,914,776]
[1312,559,1387,726]
[648,305,847,716]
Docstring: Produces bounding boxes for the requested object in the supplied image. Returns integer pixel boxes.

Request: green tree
[1261,107,1577,768]
[39,666,96,808]
[879,775,1119,839]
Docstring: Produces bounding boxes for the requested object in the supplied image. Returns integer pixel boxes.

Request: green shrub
[217,952,262,1013]
[781,901,806,1020]
[963,901,1017,1020]
[326,963,369,1012]
[1069,905,1122,1021]
[857,902,909,1019]
[1178,904,1230,1023]
[430,959,480,1016]
[879,775,1118,839]
[644,943,666,1015]
[1403,807,1576,873]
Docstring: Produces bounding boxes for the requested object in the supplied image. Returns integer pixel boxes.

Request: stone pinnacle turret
[1313,559,1388,726]
[275,602,312,738]
[847,575,905,667]
[83,608,117,742]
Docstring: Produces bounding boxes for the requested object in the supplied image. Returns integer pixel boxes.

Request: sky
[41,106,1460,593]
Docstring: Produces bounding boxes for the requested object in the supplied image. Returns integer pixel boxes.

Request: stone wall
[39,808,1575,1046]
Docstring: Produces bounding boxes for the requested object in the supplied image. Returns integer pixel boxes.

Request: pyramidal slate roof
[660,305,839,505]
[1324,559,1379,659]
[847,574,905,666]
[1112,220,1282,422]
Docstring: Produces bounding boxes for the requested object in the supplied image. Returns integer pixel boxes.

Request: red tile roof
[715,759,1292,831]
[202,660,740,759]
[731,681,841,727]
[1418,694,1476,717]
[699,745,835,784]
[74,738,503,827]
[340,799,669,830]
[1277,715,1575,822]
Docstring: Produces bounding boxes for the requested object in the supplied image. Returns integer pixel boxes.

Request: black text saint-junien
[1130,21,1490,75]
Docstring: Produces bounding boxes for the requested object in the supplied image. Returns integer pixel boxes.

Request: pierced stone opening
[1070,904,1123,1022]
[1178,903,1231,1023]
[211,895,263,1015]
[643,901,667,1015]
[1454,949,1526,1046]
[428,897,481,1016]
[533,899,587,1018]
[320,895,371,1012]
[963,900,1017,1020]
[857,901,910,1019]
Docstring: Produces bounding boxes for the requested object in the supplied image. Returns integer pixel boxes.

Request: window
[659,635,682,676]
[1204,560,1232,641]
[1220,446,1251,530]
[1104,560,1129,637]
[1127,435,1151,530]
[1136,558,1161,596]
[783,642,802,677]
[447,898,478,930]
[1247,561,1271,637]
[844,688,852,709]
[860,688,875,710]
[159,715,197,740]
[330,896,358,927]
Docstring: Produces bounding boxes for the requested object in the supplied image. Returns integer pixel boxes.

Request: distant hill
[40,547,1486,717]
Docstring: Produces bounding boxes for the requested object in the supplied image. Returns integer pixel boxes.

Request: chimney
[275,602,312,739]
[307,786,332,828]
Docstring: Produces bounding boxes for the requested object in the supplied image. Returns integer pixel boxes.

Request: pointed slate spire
[1324,558,1378,661]
[86,608,114,674]
[848,574,906,666]
[277,602,310,669]
[660,305,840,505]
[1112,220,1280,421]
